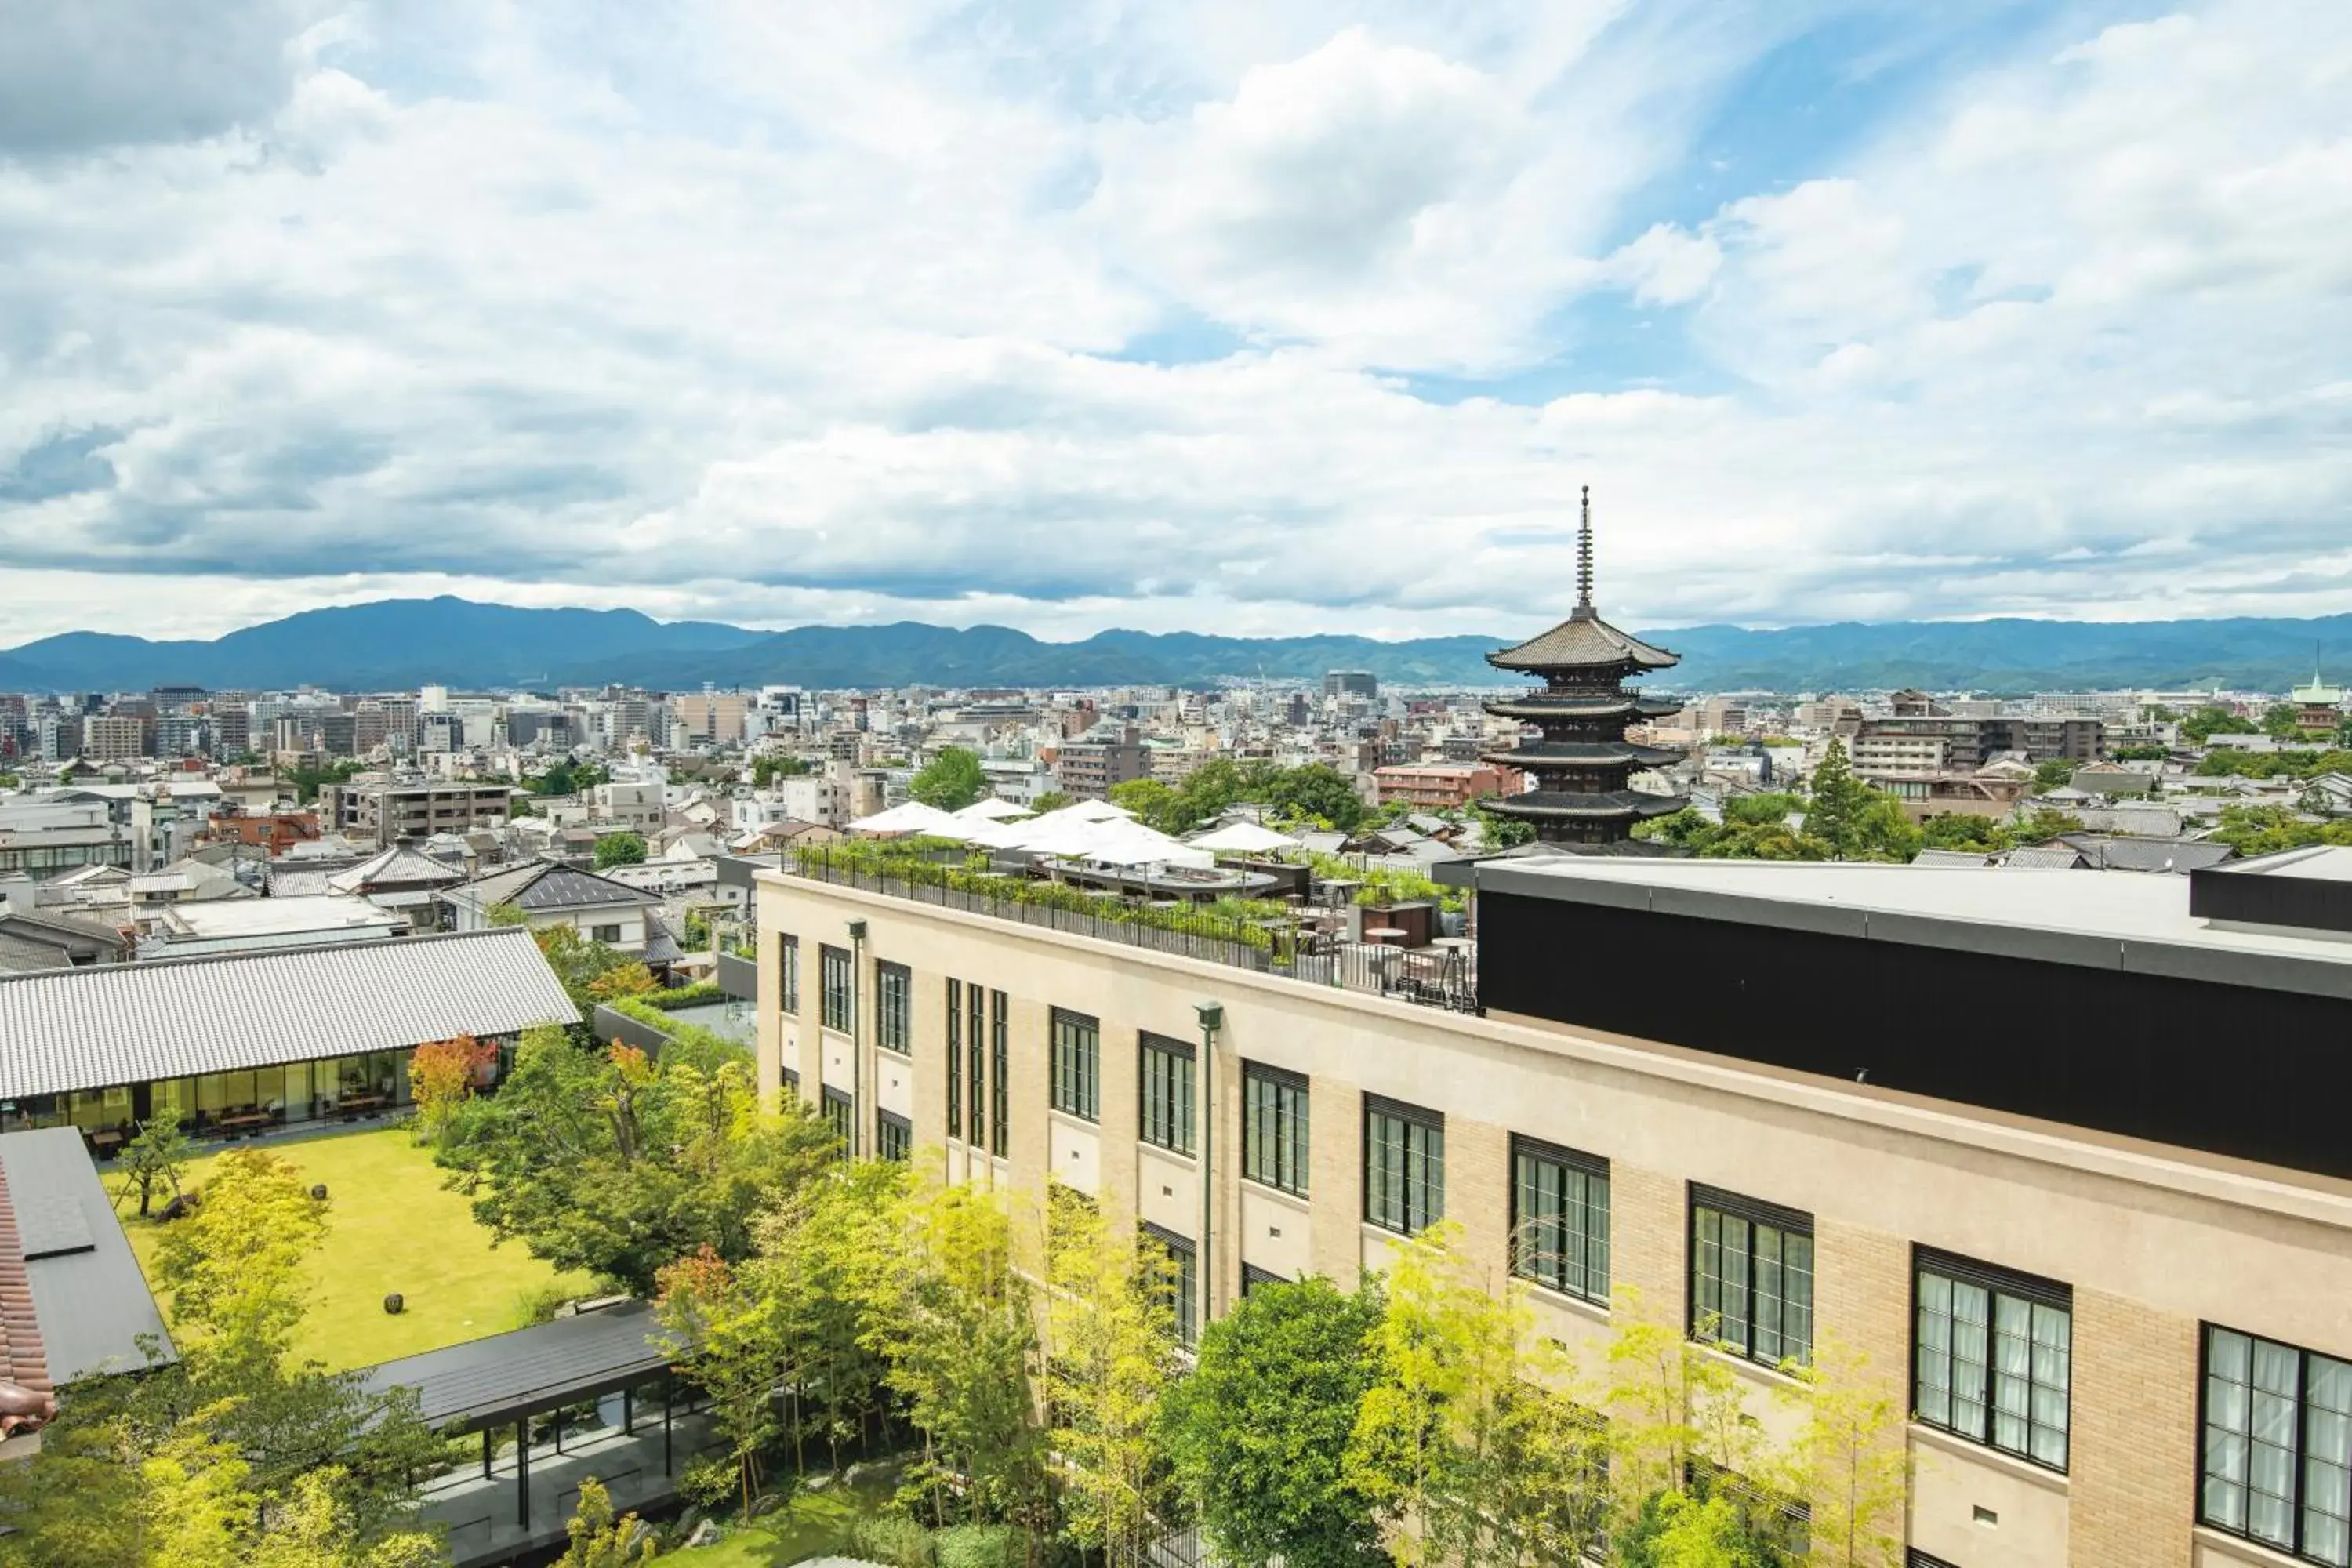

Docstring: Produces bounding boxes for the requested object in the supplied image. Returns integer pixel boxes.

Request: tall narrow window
[777,932,800,1014]
[1142,1222,1198,1348]
[877,961,912,1056]
[820,945,852,1033]
[821,1086,853,1149]
[780,1065,800,1098]
[946,979,964,1141]
[1051,1008,1100,1123]
[1140,1033,1196,1156]
[2201,1323,2352,1564]
[1243,1062,1309,1197]
[1363,1096,1443,1235]
[967,981,986,1145]
[877,1109,912,1163]
[1511,1136,1610,1305]
[1690,1186,1814,1369]
[1913,1249,2071,1472]
[989,989,1009,1158]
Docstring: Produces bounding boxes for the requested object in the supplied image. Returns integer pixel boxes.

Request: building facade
[755,855,2352,1568]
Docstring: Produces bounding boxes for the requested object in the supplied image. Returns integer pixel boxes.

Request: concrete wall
[756,870,2352,1567]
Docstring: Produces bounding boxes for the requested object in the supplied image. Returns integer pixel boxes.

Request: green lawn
[122,1125,595,1370]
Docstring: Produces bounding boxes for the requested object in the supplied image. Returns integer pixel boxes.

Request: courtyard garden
[121,1123,595,1370]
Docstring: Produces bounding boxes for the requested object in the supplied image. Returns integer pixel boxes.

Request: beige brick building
[757,852,2352,1568]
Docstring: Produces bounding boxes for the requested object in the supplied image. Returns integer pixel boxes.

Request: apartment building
[1370,761,1523,811]
[756,848,2352,1568]
[319,779,514,847]
[1052,728,1147,800]
[82,714,146,764]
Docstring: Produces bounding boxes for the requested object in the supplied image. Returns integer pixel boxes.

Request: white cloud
[2,0,2350,649]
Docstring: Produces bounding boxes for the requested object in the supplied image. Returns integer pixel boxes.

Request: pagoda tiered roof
[1485,613,1679,674]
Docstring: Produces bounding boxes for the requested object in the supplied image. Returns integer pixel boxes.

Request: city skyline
[4,0,2350,645]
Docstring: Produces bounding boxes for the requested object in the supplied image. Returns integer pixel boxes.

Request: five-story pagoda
[1480,487,1687,846]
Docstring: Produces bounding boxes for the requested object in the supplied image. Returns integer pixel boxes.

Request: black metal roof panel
[359,1300,670,1432]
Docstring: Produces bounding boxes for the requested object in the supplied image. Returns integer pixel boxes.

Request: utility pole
[1194,1000,1224,1342]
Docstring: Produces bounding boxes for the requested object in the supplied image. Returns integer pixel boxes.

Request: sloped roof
[448,858,659,913]
[0,1128,173,1385]
[0,928,576,1100]
[1486,613,1679,673]
[328,844,467,894]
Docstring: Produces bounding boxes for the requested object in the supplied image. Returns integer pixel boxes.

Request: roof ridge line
[0,924,534,988]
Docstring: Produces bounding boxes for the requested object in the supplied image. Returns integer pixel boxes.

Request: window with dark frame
[989,989,1009,1158]
[1510,1135,1610,1306]
[1142,1221,1198,1348]
[1140,1033,1196,1156]
[877,1108,912,1163]
[591,923,622,944]
[778,932,800,1014]
[1242,1263,1290,1298]
[1913,1248,2071,1472]
[2201,1323,2352,1563]
[1907,1552,1963,1568]
[821,1085,853,1149]
[967,982,986,1147]
[1363,1095,1444,1235]
[780,1064,800,1097]
[1690,1185,1815,1369]
[946,979,964,1139]
[1051,1007,1100,1122]
[877,960,912,1055]
[821,944,852,1033]
[1243,1062,1309,1197]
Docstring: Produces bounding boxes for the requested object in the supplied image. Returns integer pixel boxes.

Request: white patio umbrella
[1062,798,1134,822]
[848,801,963,836]
[954,797,1033,822]
[1188,821,1300,855]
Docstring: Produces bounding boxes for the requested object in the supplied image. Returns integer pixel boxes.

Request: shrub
[848,1512,938,1568]
[643,981,724,1011]
[509,1280,577,1329]
[934,1523,1025,1568]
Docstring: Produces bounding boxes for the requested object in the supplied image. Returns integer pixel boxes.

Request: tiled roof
[328,844,467,893]
[1486,613,1679,673]
[0,928,577,1101]
[0,1150,49,1401]
[449,859,659,913]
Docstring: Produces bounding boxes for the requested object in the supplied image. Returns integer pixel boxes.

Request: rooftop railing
[786,850,1476,1013]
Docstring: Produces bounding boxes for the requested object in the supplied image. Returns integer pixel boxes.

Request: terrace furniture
[338,1094,391,1120]
[88,1127,127,1156]
[218,1110,276,1137]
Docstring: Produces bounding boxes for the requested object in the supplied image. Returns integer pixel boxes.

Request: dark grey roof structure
[0,908,129,974]
[0,1127,173,1385]
[448,860,659,916]
[361,1301,668,1432]
[0,927,577,1100]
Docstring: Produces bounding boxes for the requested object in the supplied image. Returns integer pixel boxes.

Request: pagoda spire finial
[1573,484,1595,619]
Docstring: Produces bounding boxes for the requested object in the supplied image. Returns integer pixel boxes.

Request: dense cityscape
[8,2,2352,1567]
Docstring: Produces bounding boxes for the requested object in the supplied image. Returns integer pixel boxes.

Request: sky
[2,0,2350,645]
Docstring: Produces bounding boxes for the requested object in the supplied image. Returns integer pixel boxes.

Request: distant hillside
[5,596,2352,694]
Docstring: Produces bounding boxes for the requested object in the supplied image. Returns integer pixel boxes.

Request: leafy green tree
[1028,789,1074,813]
[438,1027,837,1295]
[1109,778,1192,834]
[554,1476,655,1566]
[1259,764,1367,833]
[2031,758,2076,790]
[2010,807,2086,842]
[1918,814,2009,852]
[2181,706,2258,743]
[757,1160,904,1471]
[593,831,648,869]
[2262,702,2305,739]
[1722,793,1806,827]
[1774,1336,1909,1568]
[656,1245,788,1512]
[116,1112,196,1218]
[1347,1222,1610,1568]
[911,746,990,811]
[1046,1185,1181,1568]
[867,1181,1053,1538]
[1471,800,1535,848]
[1802,740,1867,853]
[2109,744,2171,761]
[2206,804,2352,857]
[1161,1276,1387,1568]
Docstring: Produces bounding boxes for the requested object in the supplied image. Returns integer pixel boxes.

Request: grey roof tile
[0,929,576,1100]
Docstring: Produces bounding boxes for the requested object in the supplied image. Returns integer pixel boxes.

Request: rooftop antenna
[1573,484,1595,620]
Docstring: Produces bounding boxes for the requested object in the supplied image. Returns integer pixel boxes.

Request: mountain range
[4,596,2350,695]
